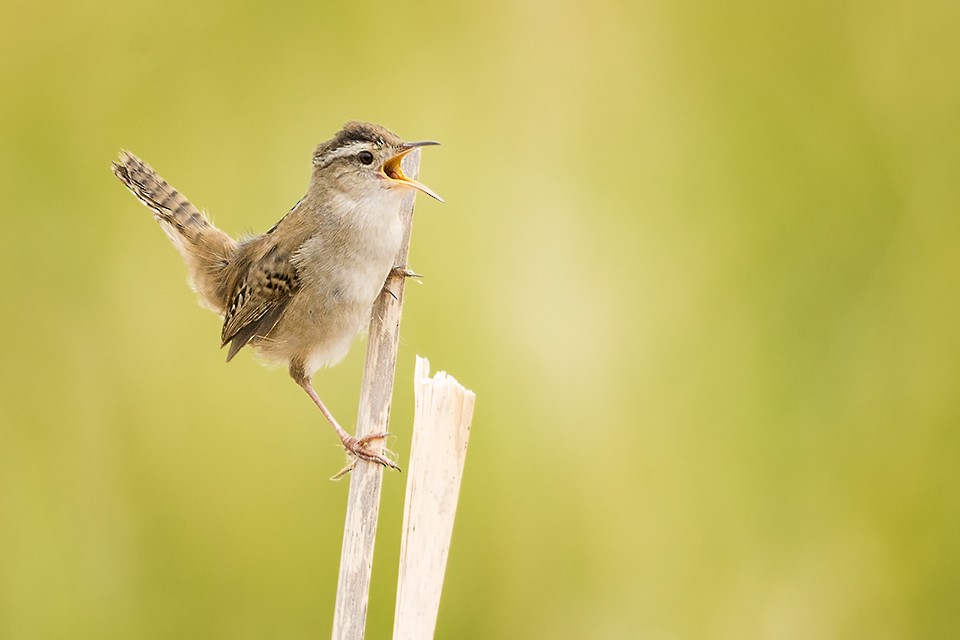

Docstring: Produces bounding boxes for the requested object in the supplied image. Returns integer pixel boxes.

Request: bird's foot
[391,265,423,280]
[330,432,401,480]
[383,266,423,301]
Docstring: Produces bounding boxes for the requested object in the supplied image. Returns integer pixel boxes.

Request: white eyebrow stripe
[318,141,372,167]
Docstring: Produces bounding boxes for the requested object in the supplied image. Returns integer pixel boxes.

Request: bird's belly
[256,258,393,373]
[254,195,404,374]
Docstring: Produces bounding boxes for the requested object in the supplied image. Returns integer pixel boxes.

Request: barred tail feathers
[113,151,238,314]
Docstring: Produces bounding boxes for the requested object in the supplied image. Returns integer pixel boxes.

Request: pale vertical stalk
[393,356,475,640]
[332,150,422,640]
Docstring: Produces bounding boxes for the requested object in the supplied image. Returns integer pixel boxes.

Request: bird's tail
[113,151,237,314]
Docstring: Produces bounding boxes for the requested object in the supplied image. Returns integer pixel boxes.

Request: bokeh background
[2,0,958,638]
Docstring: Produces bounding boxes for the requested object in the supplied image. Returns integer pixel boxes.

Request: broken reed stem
[331,149,422,640]
[393,357,475,640]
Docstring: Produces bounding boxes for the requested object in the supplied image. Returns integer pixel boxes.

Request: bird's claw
[330,432,401,479]
[390,265,423,280]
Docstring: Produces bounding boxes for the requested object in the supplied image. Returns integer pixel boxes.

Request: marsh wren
[113,121,441,470]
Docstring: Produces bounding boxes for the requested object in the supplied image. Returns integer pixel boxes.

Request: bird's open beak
[382,141,443,202]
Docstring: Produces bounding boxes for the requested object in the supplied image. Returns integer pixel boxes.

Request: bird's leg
[302,381,400,471]
[290,363,399,472]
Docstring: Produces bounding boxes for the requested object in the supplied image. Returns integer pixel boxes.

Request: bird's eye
[358,151,374,165]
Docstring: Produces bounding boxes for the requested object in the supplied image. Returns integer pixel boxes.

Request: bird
[112,121,442,471]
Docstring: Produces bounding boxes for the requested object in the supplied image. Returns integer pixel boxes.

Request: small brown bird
[113,121,441,470]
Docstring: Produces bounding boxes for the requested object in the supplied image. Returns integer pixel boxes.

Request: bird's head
[311,121,442,203]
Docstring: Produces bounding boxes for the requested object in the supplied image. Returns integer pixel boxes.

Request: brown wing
[221,244,299,361]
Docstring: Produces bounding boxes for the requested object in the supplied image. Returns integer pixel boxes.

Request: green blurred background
[1,0,958,638]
